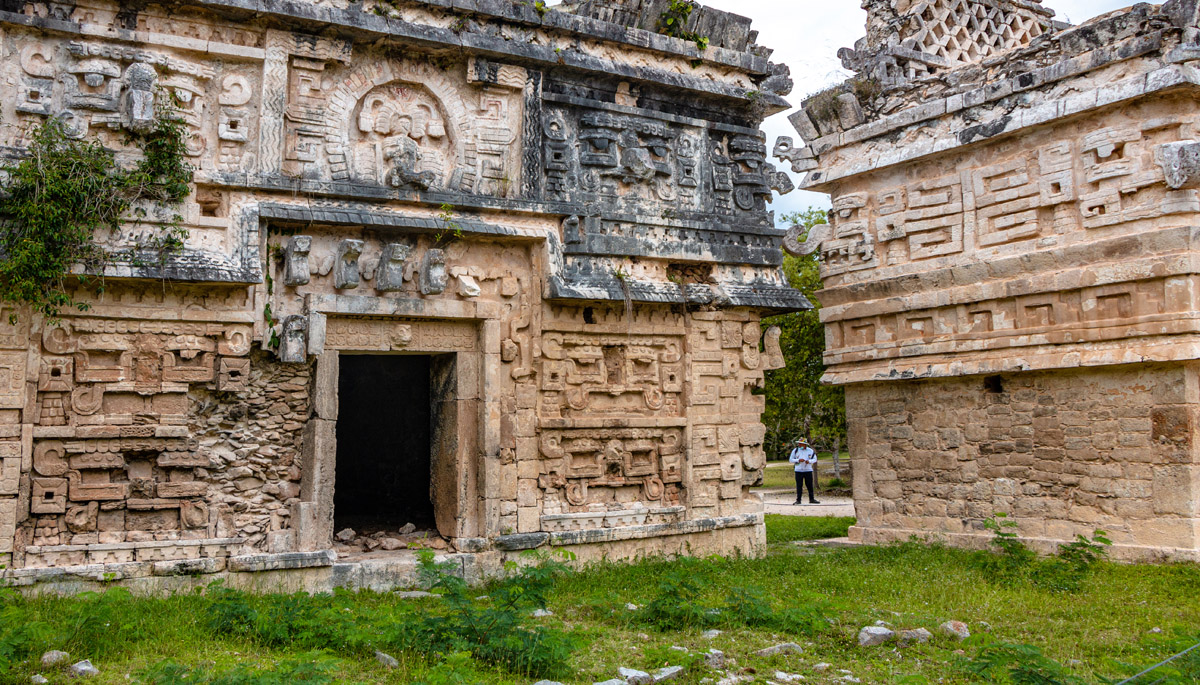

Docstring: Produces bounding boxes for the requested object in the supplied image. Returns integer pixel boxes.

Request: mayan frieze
[0,0,803,588]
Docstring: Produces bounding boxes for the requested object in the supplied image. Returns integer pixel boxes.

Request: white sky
[695,0,1139,219]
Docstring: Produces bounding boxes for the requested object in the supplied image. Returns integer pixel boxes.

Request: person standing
[789,438,820,505]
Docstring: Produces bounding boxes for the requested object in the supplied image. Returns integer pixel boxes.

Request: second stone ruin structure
[783,0,1200,560]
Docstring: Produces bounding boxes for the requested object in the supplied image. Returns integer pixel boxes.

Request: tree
[761,208,847,472]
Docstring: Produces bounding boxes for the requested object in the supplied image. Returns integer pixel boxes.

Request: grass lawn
[2,517,1198,684]
[764,514,856,544]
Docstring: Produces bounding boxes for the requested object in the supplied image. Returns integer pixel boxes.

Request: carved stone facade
[789,0,1200,560]
[0,0,801,589]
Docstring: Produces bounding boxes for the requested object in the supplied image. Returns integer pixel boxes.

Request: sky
[693,0,1139,219]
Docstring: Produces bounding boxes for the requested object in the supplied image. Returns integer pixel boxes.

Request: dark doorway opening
[335,355,435,532]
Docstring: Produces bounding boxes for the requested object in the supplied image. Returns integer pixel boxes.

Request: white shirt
[789,446,817,473]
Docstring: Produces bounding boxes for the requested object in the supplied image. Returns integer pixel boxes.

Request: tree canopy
[761,208,846,461]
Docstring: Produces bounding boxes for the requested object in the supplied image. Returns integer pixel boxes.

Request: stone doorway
[334,355,435,533]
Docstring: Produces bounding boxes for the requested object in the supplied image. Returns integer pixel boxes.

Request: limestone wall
[785,0,1200,560]
[848,364,1200,559]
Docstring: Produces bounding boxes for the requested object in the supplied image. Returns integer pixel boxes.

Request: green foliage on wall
[761,208,847,460]
[0,105,192,322]
[657,0,710,52]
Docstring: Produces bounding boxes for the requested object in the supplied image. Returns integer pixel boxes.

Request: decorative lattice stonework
[906,0,1049,67]
[839,0,1057,85]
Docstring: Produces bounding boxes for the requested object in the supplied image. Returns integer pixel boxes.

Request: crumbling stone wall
[188,351,311,555]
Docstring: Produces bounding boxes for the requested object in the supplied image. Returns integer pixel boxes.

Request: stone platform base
[849,525,1200,563]
[3,515,764,596]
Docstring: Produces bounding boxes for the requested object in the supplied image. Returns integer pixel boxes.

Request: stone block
[1153,466,1197,515]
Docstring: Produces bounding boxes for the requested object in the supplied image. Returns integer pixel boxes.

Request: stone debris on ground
[857,625,895,646]
[669,645,689,653]
[68,660,100,678]
[374,651,399,668]
[701,629,723,639]
[813,663,831,671]
[705,649,726,668]
[617,667,652,684]
[939,621,971,641]
[41,651,69,667]
[532,608,554,618]
[756,642,802,656]
[334,526,448,554]
[773,671,806,682]
[898,628,932,645]
[625,603,639,611]
[653,666,685,682]
[394,590,437,599]
[30,676,49,685]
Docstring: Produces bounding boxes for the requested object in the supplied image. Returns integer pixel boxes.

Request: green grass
[1,519,1198,684]
[764,514,855,543]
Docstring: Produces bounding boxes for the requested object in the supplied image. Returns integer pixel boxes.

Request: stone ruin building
[0,0,804,591]
[781,0,1200,560]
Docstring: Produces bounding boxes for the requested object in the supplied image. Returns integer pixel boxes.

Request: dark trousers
[794,470,816,502]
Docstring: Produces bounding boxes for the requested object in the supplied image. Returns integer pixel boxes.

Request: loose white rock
[813,663,831,672]
[594,680,626,685]
[68,660,100,678]
[898,628,933,645]
[705,649,726,668]
[31,676,49,685]
[618,667,652,685]
[41,651,69,667]
[395,590,437,599]
[701,629,723,639]
[841,677,861,683]
[375,651,399,668]
[939,621,971,641]
[756,642,803,656]
[774,672,806,683]
[669,645,689,653]
[625,603,640,611]
[857,626,895,646]
[532,608,554,618]
[334,528,356,542]
[653,665,685,682]
[532,681,565,685]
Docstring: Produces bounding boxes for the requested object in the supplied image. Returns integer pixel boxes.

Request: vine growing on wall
[657,0,710,52]
[0,102,193,322]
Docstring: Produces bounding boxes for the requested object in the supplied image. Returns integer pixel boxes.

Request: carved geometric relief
[324,317,477,353]
[539,428,683,509]
[0,352,27,409]
[0,442,20,496]
[539,332,683,418]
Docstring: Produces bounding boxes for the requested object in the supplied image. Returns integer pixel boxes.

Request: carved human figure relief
[352,83,451,189]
